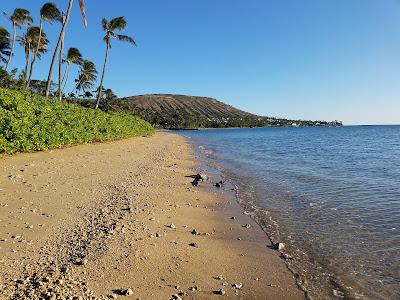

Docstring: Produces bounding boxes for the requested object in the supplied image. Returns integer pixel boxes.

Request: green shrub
[0,88,155,154]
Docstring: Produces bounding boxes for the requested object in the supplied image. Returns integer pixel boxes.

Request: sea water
[179,126,400,300]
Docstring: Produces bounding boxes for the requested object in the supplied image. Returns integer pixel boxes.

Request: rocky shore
[0,133,303,299]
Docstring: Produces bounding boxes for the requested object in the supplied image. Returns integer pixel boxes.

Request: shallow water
[179,126,400,300]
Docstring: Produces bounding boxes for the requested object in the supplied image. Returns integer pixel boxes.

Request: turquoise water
[180,126,400,300]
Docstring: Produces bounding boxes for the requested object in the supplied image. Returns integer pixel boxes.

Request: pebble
[169,224,176,229]
[189,242,198,248]
[242,224,251,229]
[191,229,199,235]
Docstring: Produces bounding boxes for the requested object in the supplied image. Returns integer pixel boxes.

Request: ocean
[179,126,400,300]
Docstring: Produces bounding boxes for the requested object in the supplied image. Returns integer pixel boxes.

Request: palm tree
[3,8,33,70]
[45,0,87,97]
[73,60,97,96]
[18,27,49,85]
[27,2,61,88]
[95,17,136,109]
[0,27,11,65]
[61,47,83,94]
[58,12,66,100]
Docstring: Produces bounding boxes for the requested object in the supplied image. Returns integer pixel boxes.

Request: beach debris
[189,242,198,248]
[242,224,251,229]
[124,288,134,296]
[187,173,207,186]
[213,288,226,295]
[191,229,199,235]
[232,283,243,289]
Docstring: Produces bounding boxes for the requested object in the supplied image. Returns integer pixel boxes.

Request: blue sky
[1,0,400,125]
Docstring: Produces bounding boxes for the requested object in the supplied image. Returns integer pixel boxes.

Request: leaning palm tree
[61,47,83,94]
[18,27,49,85]
[27,2,61,88]
[45,0,87,97]
[3,8,33,70]
[95,17,136,109]
[73,60,97,96]
[0,27,11,65]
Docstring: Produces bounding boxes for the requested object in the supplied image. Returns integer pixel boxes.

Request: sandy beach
[0,133,304,300]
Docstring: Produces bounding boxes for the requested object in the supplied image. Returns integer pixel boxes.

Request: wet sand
[0,133,304,299]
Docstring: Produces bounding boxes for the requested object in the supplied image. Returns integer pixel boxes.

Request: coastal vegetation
[0,2,154,154]
[0,87,154,154]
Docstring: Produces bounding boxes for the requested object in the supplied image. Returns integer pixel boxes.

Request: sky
[1,0,400,125]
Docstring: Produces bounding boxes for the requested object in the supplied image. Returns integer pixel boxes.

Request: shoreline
[0,133,304,299]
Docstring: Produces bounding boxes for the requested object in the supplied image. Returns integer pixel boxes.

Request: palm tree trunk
[61,63,70,93]
[58,14,66,101]
[23,44,30,85]
[45,0,73,97]
[95,41,110,109]
[5,22,16,71]
[27,18,43,88]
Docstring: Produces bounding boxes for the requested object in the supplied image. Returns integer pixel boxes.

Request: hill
[106,94,342,129]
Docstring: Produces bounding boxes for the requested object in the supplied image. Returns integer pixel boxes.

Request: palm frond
[0,26,11,63]
[40,2,61,23]
[109,17,127,31]
[67,47,83,65]
[116,34,136,46]
[101,18,108,31]
[12,9,33,28]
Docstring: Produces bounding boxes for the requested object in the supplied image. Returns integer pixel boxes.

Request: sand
[0,132,304,299]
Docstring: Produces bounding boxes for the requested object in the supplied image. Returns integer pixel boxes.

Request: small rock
[169,224,176,229]
[124,288,134,296]
[191,229,199,235]
[232,283,242,289]
[230,216,236,220]
[213,289,226,295]
[189,242,198,248]
[171,294,182,300]
[277,243,285,252]
[242,224,251,229]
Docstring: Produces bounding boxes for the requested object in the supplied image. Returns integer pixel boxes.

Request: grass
[0,88,154,154]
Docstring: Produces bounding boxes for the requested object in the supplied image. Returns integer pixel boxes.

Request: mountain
[106,94,342,129]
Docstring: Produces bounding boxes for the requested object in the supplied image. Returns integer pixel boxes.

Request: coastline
[0,133,303,299]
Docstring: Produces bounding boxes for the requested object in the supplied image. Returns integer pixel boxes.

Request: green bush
[0,88,155,154]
